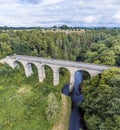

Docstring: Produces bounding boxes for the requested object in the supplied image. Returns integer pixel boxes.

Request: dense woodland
[0,28,120,130]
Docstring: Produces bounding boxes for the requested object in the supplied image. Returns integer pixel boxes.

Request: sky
[0,0,120,27]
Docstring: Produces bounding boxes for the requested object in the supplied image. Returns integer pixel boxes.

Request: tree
[81,68,120,130]
[0,42,12,58]
[98,50,116,65]
[60,25,69,30]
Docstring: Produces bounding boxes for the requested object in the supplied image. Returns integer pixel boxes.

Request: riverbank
[52,94,71,130]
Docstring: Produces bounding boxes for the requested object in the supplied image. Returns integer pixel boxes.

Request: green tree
[81,68,120,130]
[98,50,116,65]
[0,42,12,58]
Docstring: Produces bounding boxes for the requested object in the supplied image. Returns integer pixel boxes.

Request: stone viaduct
[0,55,110,92]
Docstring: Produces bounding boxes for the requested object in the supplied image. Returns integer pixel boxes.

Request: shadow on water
[62,71,86,130]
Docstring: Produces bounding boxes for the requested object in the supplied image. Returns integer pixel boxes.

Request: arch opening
[27,62,39,81]
[43,65,53,84]
[75,70,91,81]
[10,60,28,80]
[59,67,70,86]
[13,60,25,73]
[73,70,91,91]
[60,67,71,97]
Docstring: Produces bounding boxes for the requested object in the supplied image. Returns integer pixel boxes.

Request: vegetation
[0,63,70,130]
[81,68,120,130]
[0,28,120,130]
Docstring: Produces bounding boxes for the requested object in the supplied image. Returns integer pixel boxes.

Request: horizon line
[0,26,120,28]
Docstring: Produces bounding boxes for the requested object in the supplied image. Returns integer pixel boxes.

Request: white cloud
[42,0,64,5]
[83,16,98,23]
[113,11,120,22]
[73,0,85,6]
[0,0,120,27]
[0,0,19,4]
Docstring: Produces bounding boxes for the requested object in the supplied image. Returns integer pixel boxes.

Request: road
[8,54,109,71]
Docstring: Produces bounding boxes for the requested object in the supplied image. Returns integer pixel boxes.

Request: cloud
[0,0,120,27]
[113,11,120,22]
[83,16,98,23]
[21,0,42,4]
[42,0,64,5]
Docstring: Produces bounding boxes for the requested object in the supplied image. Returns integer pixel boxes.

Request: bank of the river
[52,94,71,130]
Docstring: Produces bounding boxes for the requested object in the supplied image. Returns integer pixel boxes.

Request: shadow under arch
[43,64,53,84]
[73,70,91,90]
[13,60,25,72]
[27,62,39,80]
[59,67,70,85]
[10,60,28,81]
[75,70,91,81]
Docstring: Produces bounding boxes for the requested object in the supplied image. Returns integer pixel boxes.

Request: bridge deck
[8,55,110,71]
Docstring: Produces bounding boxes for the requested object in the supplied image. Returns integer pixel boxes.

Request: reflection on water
[62,71,85,130]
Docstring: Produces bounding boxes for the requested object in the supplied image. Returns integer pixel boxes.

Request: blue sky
[0,0,120,27]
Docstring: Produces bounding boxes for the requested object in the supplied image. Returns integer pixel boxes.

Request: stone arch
[1,56,107,88]
[65,68,92,92]
[12,60,25,69]
[75,69,91,80]
[12,60,32,77]
[9,60,32,77]
[70,69,91,92]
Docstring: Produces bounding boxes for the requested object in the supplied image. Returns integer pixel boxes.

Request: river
[62,71,86,130]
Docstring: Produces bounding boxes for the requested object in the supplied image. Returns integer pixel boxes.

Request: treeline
[0,25,120,30]
[0,28,120,66]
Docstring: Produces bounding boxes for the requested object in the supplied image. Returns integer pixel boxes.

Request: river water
[62,71,85,130]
